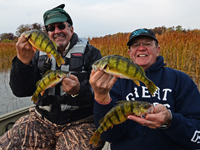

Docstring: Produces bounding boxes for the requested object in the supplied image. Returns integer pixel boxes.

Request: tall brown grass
[157,31,200,88]
[0,31,199,90]
[89,31,200,90]
[0,43,16,72]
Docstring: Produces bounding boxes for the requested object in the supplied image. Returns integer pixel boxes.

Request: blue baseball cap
[127,28,158,46]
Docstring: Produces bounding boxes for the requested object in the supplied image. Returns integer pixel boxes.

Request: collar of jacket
[69,32,79,49]
[145,56,166,74]
[62,33,79,56]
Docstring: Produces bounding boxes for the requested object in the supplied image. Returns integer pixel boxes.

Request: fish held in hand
[89,100,154,145]
[31,70,70,103]
[92,55,158,95]
[22,29,65,67]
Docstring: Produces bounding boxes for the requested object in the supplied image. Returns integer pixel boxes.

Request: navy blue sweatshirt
[93,56,200,150]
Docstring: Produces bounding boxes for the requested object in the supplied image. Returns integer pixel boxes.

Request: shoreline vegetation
[89,30,200,90]
[0,43,16,73]
[0,30,199,90]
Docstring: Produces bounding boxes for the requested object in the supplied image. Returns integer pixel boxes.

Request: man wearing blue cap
[90,28,200,149]
[0,4,105,149]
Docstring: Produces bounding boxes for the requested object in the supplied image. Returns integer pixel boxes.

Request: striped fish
[92,55,158,95]
[22,30,65,67]
[31,70,70,103]
[89,100,154,145]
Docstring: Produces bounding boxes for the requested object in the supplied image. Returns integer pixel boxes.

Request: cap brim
[45,18,67,26]
[127,35,158,46]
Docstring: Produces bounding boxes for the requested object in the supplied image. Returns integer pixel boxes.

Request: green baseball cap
[43,4,73,26]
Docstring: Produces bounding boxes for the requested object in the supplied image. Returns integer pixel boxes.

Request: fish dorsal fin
[22,32,31,38]
[36,70,52,87]
[99,117,104,124]
[42,70,53,78]
[116,100,127,104]
[98,100,127,124]
[114,100,127,108]
[36,79,41,87]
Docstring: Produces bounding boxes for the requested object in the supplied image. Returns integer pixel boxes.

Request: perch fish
[92,55,158,95]
[22,29,65,67]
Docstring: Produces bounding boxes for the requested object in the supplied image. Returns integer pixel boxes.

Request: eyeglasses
[47,24,66,32]
[131,42,154,49]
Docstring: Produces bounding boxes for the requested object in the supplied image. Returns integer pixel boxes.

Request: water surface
[0,72,33,116]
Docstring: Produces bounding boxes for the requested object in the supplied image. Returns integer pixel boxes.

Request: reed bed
[89,31,200,90]
[0,43,16,72]
[89,32,130,58]
[0,31,199,90]
[157,31,200,89]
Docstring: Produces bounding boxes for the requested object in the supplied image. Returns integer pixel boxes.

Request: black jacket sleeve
[9,56,41,97]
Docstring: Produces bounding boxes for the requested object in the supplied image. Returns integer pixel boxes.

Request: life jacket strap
[39,95,93,109]
[40,95,72,106]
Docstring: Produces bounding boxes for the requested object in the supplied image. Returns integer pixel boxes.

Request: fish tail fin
[147,81,158,96]
[56,54,65,67]
[31,94,38,103]
[89,131,101,146]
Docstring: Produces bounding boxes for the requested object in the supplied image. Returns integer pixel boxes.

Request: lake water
[0,72,33,116]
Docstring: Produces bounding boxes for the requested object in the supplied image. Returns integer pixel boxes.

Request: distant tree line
[0,24,198,43]
[0,23,44,42]
[151,25,193,35]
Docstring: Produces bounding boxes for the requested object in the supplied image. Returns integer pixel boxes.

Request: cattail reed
[0,43,16,72]
[89,30,200,90]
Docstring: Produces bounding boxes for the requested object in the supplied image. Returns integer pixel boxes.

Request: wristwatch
[159,109,172,129]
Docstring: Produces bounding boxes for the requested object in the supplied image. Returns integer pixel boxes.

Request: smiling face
[47,22,74,53]
[128,37,160,71]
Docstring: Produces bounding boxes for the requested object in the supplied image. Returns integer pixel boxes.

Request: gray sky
[1,0,200,38]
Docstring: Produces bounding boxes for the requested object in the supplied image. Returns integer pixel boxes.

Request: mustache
[53,33,65,39]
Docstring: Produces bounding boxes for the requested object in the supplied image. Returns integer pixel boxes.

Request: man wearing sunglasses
[0,4,105,150]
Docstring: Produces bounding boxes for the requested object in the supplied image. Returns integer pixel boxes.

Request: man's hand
[62,74,80,95]
[89,70,118,104]
[16,34,35,65]
[128,104,172,129]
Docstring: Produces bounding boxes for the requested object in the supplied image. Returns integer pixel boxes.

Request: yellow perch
[31,70,70,103]
[89,100,154,145]
[22,29,65,67]
[92,55,158,95]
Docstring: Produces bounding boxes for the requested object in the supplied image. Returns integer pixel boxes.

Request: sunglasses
[47,24,66,32]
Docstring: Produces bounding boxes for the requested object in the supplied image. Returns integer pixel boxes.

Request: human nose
[138,43,146,49]
[54,26,61,33]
